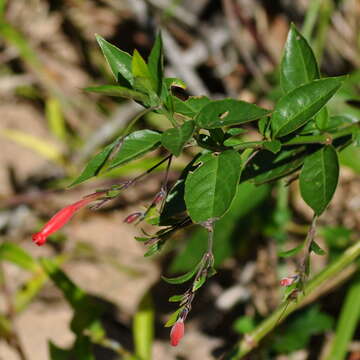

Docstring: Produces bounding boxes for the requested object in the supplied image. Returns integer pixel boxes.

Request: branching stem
[222,239,360,359]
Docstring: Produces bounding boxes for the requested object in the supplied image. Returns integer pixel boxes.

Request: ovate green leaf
[164,307,184,327]
[95,35,133,86]
[263,140,282,154]
[172,96,211,118]
[70,140,118,186]
[148,33,164,94]
[242,147,306,185]
[161,120,195,156]
[281,24,319,93]
[278,243,304,258]
[185,150,242,223]
[192,272,207,292]
[168,295,185,303]
[162,264,199,284]
[310,240,326,255]
[271,77,343,137]
[109,130,161,169]
[85,85,148,103]
[132,49,155,94]
[299,145,339,215]
[196,99,270,129]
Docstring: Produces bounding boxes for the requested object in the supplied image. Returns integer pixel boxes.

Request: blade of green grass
[325,274,360,360]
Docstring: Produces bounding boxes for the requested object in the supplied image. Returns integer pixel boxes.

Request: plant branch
[221,239,360,359]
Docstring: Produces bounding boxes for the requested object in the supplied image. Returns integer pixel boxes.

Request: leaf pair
[271,24,343,137]
[71,130,162,186]
[88,34,163,106]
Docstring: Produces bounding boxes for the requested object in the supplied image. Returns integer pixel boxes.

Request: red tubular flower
[123,212,143,224]
[32,192,104,246]
[170,319,185,347]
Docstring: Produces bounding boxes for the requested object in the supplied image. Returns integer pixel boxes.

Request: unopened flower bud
[280,275,299,287]
[123,212,143,224]
[170,319,185,347]
[153,189,166,205]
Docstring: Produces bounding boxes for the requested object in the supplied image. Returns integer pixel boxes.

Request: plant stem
[325,274,360,360]
[222,239,360,359]
[298,215,317,277]
[120,106,159,137]
[233,126,357,151]
[283,126,357,146]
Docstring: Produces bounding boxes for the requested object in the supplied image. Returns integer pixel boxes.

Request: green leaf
[227,128,247,136]
[192,272,207,292]
[263,140,282,154]
[172,96,211,117]
[148,33,164,95]
[339,145,360,174]
[40,259,104,335]
[185,150,242,223]
[108,130,161,169]
[70,140,118,186]
[132,49,155,94]
[271,77,343,138]
[272,305,333,353]
[242,147,306,185]
[258,117,270,137]
[159,155,200,225]
[162,264,199,284]
[40,258,86,309]
[49,341,72,360]
[315,107,329,131]
[85,85,148,103]
[171,182,270,272]
[196,99,270,129]
[161,120,195,156]
[281,23,319,93]
[160,77,187,108]
[300,145,339,215]
[143,240,165,257]
[233,316,256,335]
[95,35,133,85]
[0,242,38,271]
[168,295,185,302]
[310,240,326,255]
[15,270,48,312]
[133,293,154,360]
[164,307,184,328]
[278,243,304,258]
[72,336,95,360]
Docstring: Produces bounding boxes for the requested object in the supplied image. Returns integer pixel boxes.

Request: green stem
[283,126,357,146]
[325,274,360,360]
[120,106,158,137]
[233,126,357,151]
[222,240,360,359]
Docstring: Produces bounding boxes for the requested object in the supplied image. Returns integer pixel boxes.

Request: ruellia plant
[32,24,359,351]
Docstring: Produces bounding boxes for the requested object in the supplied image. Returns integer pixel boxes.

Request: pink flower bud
[32,192,104,246]
[280,275,298,287]
[153,189,166,205]
[170,319,185,347]
[123,212,143,224]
